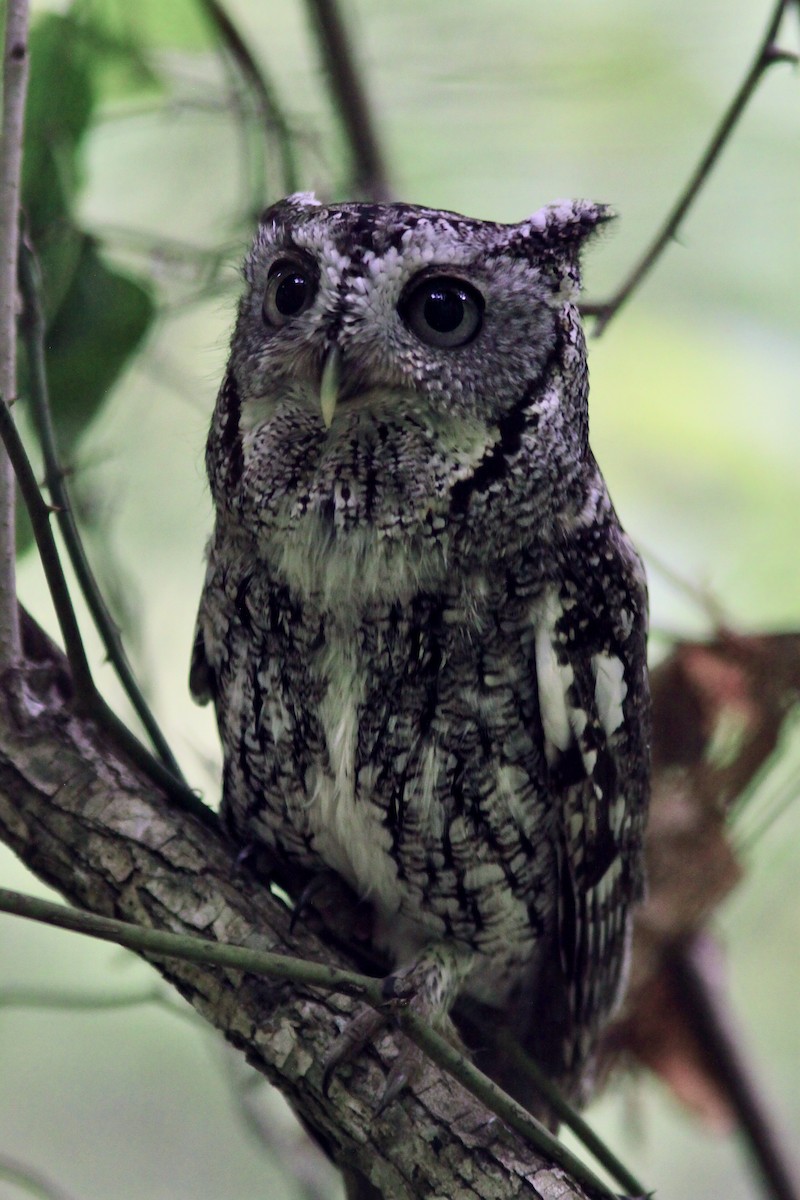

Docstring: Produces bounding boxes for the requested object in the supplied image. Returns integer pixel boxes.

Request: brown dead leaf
[600,630,800,1125]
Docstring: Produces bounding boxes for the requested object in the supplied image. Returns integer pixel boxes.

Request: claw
[374,1069,407,1116]
[375,1041,425,1115]
[324,998,428,1113]
[321,945,475,1109]
[322,1005,386,1097]
[381,970,405,1002]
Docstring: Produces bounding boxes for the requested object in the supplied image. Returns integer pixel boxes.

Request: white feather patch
[306,634,400,908]
[592,652,627,736]
[534,594,573,764]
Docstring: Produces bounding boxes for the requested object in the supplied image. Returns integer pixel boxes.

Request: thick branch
[0,620,600,1200]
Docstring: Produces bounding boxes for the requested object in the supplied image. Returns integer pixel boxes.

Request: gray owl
[191,192,650,1104]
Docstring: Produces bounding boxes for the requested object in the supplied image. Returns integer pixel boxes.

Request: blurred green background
[1,0,799,1197]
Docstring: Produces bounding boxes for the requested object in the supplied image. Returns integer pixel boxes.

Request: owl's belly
[220,586,557,1003]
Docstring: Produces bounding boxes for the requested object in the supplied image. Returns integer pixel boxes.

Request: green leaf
[77,0,210,51]
[18,8,158,559]
[16,237,155,557]
[23,14,96,236]
[43,237,155,452]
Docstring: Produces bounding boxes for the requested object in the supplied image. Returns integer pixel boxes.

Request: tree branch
[0,618,613,1200]
[0,0,30,667]
[17,238,186,781]
[198,0,300,199]
[302,0,391,200]
[669,935,800,1200]
[0,393,205,816]
[583,0,799,334]
[0,399,94,700]
[0,881,649,1200]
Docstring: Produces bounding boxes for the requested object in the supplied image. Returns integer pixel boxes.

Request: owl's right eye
[398,273,484,349]
[263,257,318,326]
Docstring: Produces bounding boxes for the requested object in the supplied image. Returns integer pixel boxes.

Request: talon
[322,1005,385,1095]
[381,972,400,1001]
[380,962,420,1003]
[375,1068,408,1115]
[321,945,474,1108]
[376,1039,425,1112]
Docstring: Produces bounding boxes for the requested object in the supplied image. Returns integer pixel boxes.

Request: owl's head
[212,194,611,563]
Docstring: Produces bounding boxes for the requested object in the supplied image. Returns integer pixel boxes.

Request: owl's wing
[534,522,650,1070]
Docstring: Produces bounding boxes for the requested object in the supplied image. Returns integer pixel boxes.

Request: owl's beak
[319,345,341,429]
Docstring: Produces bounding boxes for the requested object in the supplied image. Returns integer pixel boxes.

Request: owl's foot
[322,943,473,1110]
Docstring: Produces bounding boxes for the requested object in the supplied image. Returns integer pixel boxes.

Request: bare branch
[17,239,186,781]
[584,0,799,334]
[0,0,30,667]
[487,1025,646,1199]
[302,0,391,200]
[198,0,300,198]
[0,400,206,812]
[669,935,800,1200]
[0,399,95,700]
[0,881,644,1200]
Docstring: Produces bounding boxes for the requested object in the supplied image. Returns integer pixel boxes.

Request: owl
[190,192,650,1105]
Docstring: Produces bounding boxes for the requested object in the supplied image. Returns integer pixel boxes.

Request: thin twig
[584,0,799,334]
[0,0,31,667]
[302,0,391,200]
[736,762,800,853]
[0,1154,79,1200]
[0,882,374,996]
[399,1011,631,1200]
[198,0,299,198]
[0,883,645,1200]
[669,935,800,1200]
[88,698,216,823]
[489,1025,647,1200]
[0,398,96,699]
[17,239,186,781]
[0,400,211,817]
[636,541,730,629]
[0,983,182,1013]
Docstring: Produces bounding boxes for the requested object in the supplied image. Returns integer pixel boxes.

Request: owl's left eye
[399,274,484,349]
[263,256,318,326]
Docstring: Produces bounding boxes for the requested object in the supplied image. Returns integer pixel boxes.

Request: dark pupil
[275,271,309,316]
[423,287,464,333]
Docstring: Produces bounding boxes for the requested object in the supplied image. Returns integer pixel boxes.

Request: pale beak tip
[320,396,336,429]
[319,346,341,429]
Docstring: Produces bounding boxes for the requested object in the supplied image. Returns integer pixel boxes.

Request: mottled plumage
[191,193,650,1099]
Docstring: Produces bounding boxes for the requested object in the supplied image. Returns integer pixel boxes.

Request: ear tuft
[517,200,615,251]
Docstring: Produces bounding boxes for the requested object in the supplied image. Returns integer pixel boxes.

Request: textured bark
[0,620,597,1200]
